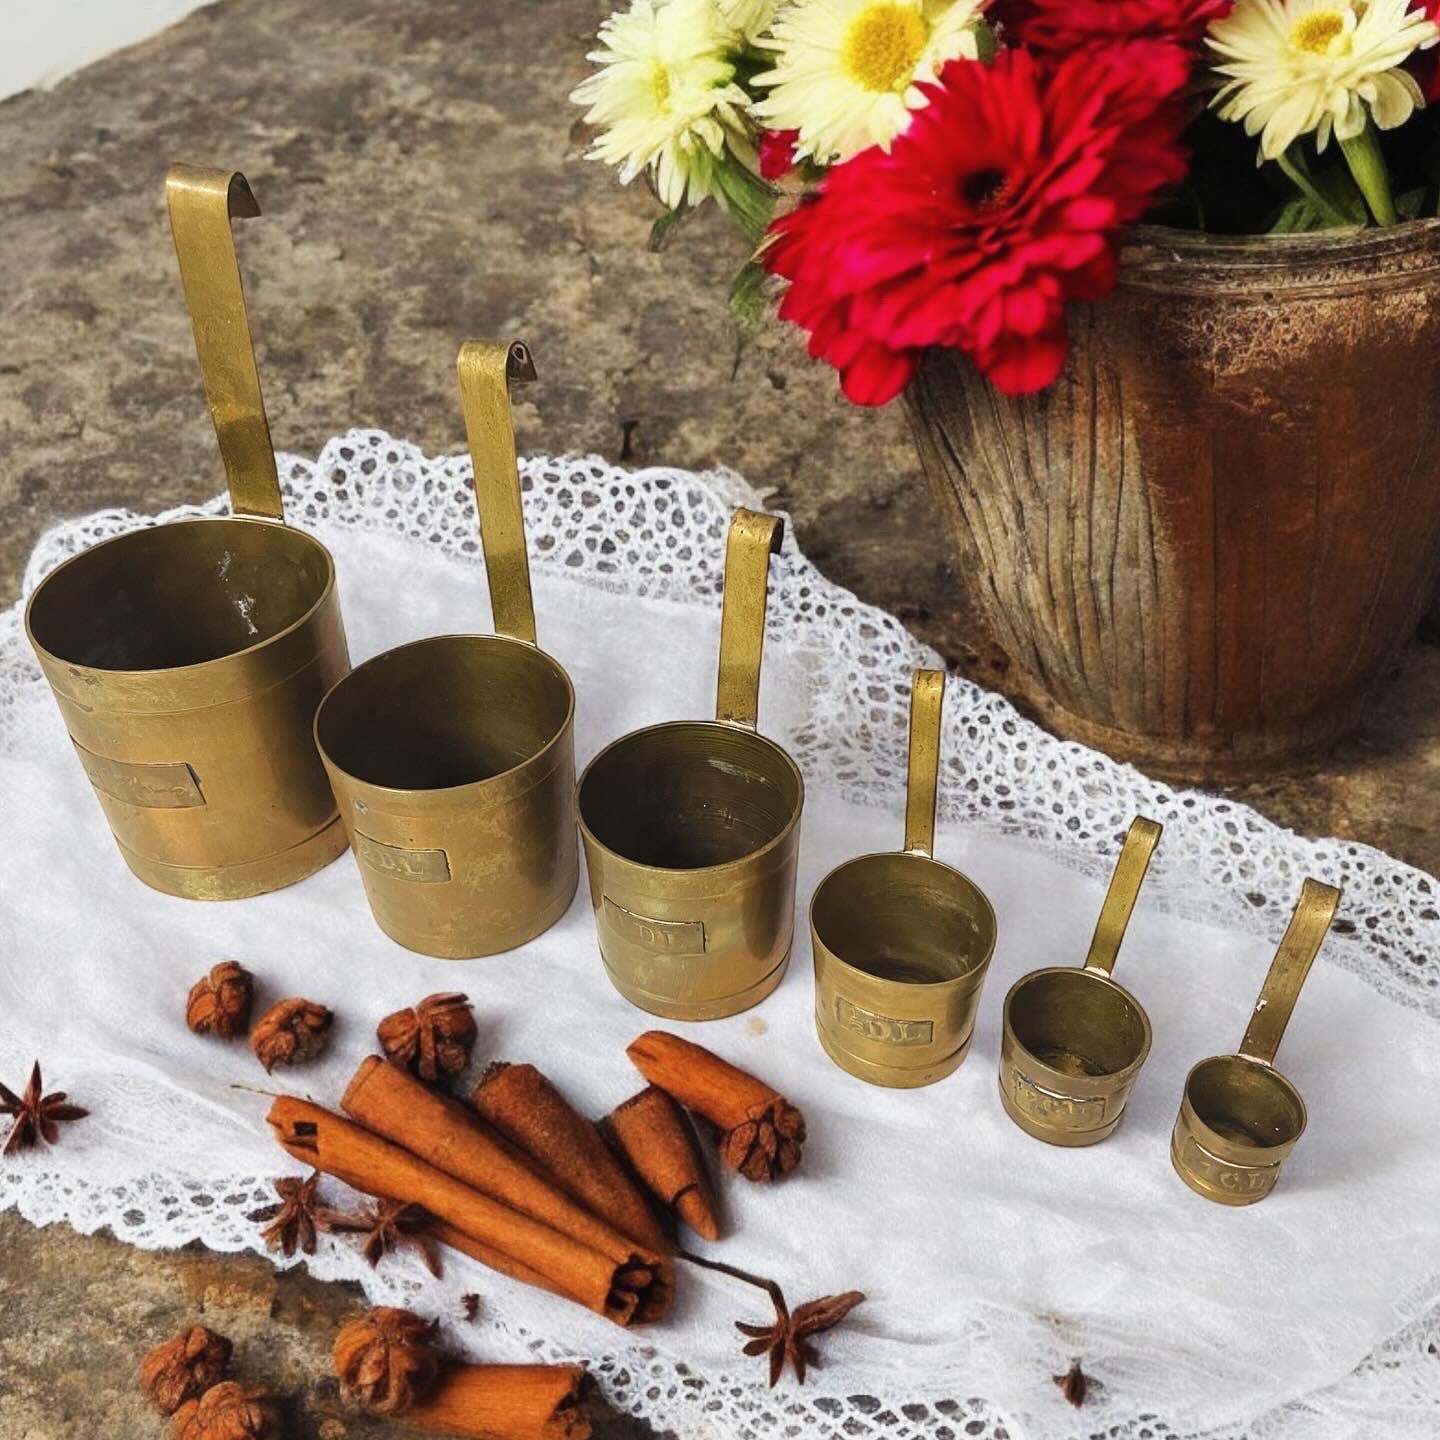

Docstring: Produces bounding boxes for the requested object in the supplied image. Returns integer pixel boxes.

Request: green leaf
[713,155,778,244]
[728,260,769,341]
[1396,185,1427,221]
[649,203,691,254]
[1339,120,1398,225]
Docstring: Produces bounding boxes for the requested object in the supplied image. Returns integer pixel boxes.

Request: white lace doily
[2,431,1438,1440]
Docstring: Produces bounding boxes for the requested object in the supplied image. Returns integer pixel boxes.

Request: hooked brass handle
[714,508,783,730]
[165,164,284,523]
[902,669,945,857]
[456,340,539,646]
[1082,816,1163,976]
[1238,877,1340,1065]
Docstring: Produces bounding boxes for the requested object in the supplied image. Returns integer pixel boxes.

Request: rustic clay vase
[906,221,1440,782]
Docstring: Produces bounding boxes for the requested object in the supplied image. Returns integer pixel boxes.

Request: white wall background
[2,0,216,102]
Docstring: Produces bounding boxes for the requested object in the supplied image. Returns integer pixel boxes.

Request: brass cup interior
[577,721,801,870]
[315,634,572,791]
[1006,967,1151,1080]
[26,518,333,671]
[812,853,995,985]
[1183,1054,1307,1152]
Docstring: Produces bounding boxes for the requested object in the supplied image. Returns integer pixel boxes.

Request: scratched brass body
[577,509,803,1020]
[314,341,577,959]
[1172,878,1339,1205]
[811,670,996,1087]
[999,817,1163,1145]
[23,166,350,900]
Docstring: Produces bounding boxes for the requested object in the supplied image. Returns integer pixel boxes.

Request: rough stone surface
[0,0,1437,1435]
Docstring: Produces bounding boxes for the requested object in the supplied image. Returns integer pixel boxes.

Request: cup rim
[1001,964,1153,1087]
[1179,1052,1308,1157]
[24,516,338,678]
[576,718,804,878]
[314,631,576,799]
[810,849,997,990]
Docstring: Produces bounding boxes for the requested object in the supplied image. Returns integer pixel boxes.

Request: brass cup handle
[1238,877,1340,1065]
[714,508,784,731]
[902,669,945,857]
[1082,815,1164,976]
[166,164,284,524]
[457,340,541,646]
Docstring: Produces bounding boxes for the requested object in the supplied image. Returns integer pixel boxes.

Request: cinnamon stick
[605,1086,720,1241]
[626,1031,805,1182]
[267,1095,652,1326]
[471,1062,668,1255]
[404,1364,590,1440]
[343,1058,672,1321]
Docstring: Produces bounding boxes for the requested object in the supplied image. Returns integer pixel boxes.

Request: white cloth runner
[2,431,1438,1440]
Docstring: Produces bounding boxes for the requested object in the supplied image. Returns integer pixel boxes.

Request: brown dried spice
[377,992,477,1083]
[1,1061,88,1156]
[250,998,333,1072]
[1055,1360,1089,1407]
[249,1171,342,1258]
[169,1380,282,1440]
[186,962,255,1040]
[333,1307,440,1414]
[140,1326,233,1416]
[328,1198,443,1277]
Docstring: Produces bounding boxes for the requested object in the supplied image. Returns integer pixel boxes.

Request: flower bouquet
[573,1,1440,783]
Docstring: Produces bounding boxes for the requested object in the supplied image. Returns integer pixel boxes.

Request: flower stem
[1276,148,1351,227]
[1340,121,1398,225]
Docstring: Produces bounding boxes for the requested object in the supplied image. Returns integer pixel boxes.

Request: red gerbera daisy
[763,43,1190,403]
[999,0,1233,50]
[758,129,800,181]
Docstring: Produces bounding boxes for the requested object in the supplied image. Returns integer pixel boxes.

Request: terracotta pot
[906,221,1440,782]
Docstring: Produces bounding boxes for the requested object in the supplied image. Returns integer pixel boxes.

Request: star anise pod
[1055,1359,1089,1408]
[328,1198,443,1277]
[377,992,477,1083]
[460,1293,480,1322]
[248,1170,340,1257]
[1,1062,88,1156]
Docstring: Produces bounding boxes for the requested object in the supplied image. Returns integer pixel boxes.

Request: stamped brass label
[603,899,706,955]
[352,831,451,883]
[1181,1136,1275,1194]
[73,742,205,809]
[1010,1072,1106,1127]
[833,997,933,1046]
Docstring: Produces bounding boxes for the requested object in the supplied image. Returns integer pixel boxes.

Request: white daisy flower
[718,0,781,42]
[571,0,754,211]
[752,0,988,166]
[1208,0,1439,162]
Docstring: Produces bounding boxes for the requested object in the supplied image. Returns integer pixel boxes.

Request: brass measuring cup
[577,509,803,1020]
[313,341,577,959]
[811,669,997,1087]
[998,816,1163,1145]
[1171,878,1340,1206]
[24,165,351,900]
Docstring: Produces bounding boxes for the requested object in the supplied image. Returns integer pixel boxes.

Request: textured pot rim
[1118,217,1440,296]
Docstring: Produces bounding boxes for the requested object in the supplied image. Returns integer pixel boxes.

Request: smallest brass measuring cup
[1171,878,1340,1206]
[999,816,1163,1146]
[811,669,997,1087]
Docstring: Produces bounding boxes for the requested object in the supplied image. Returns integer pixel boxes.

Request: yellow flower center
[841,3,928,93]
[651,61,672,112]
[1289,10,1348,55]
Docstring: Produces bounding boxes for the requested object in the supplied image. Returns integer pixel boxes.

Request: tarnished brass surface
[999,817,1163,1145]
[314,340,578,959]
[23,165,350,900]
[1172,878,1339,1205]
[577,509,803,1020]
[811,669,997,1087]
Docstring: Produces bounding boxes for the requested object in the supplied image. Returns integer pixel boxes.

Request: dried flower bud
[251,999,334,1073]
[186,962,256,1040]
[140,1326,233,1415]
[377,992,476,1083]
[333,1307,440,1414]
[169,1381,282,1440]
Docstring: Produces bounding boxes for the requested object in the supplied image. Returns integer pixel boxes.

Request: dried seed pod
[377,992,477,1083]
[333,1307,440,1415]
[169,1381,282,1440]
[251,999,334,1073]
[140,1326,233,1415]
[186,962,255,1040]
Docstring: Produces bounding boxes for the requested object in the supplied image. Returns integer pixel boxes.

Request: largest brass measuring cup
[24,166,350,900]
[313,341,577,959]
[999,817,1163,1145]
[811,669,997,1087]
[1171,878,1339,1206]
[577,509,803,1020]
